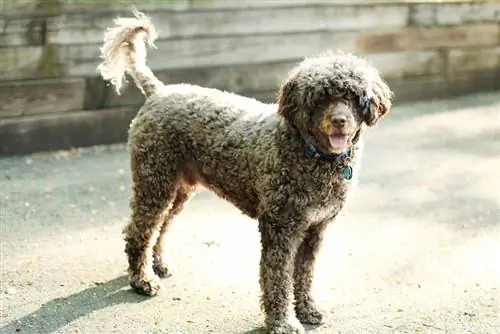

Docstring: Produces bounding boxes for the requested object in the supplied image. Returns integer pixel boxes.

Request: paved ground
[1,92,499,334]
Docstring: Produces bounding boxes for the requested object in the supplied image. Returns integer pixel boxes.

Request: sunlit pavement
[1,92,499,333]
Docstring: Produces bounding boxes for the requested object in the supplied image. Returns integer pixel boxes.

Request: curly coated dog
[97,10,393,334]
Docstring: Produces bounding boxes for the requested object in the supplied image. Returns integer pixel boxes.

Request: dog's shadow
[1,275,148,333]
[3,275,324,333]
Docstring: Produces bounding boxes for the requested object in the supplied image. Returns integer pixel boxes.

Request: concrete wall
[1,0,499,155]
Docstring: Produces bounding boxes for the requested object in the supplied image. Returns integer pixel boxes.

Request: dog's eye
[312,101,329,112]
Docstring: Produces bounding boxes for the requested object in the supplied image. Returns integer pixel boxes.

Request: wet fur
[97,10,393,334]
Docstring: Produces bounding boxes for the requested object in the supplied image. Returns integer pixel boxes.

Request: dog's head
[277,51,393,154]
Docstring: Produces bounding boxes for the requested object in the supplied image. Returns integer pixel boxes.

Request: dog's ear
[277,78,298,122]
[363,82,393,127]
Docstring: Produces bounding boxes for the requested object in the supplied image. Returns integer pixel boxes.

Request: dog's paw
[129,274,162,296]
[267,318,305,334]
[153,262,172,278]
[153,253,175,279]
[295,304,325,325]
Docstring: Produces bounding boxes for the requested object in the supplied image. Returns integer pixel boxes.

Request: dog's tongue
[329,134,348,150]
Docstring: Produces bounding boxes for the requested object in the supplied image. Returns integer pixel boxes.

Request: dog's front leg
[293,221,328,325]
[258,217,305,334]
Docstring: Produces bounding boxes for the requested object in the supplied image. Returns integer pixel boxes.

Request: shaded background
[1,0,499,155]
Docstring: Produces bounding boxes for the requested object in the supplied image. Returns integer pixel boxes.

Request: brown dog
[97,10,393,334]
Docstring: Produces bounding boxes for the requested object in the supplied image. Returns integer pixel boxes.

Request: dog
[97,10,393,334]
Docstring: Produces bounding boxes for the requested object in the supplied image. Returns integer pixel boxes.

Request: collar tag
[342,165,353,180]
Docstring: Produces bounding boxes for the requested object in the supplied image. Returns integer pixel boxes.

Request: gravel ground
[0,92,499,334]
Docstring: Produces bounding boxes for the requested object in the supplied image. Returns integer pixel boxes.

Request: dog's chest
[305,187,348,223]
[301,172,351,223]
[306,204,338,223]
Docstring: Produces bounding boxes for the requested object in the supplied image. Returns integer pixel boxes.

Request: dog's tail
[96,9,163,97]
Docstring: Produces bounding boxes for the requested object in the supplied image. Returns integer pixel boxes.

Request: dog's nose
[332,115,347,128]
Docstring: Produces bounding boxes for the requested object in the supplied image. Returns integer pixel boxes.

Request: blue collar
[304,139,354,180]
[304,139,351,163]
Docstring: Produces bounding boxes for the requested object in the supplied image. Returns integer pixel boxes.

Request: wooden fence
[1,0,499,154]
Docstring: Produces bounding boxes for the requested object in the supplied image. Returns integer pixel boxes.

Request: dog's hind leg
[293,221,328,325]
[123,148,181,296]
[152,183,195,278]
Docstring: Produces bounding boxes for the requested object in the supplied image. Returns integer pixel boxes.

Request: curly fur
[97,10,393,334]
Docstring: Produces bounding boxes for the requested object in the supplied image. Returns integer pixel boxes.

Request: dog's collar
[303,139,354,180]
[304,139,351,162]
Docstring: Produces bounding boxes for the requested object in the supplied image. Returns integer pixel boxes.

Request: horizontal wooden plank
[187,0,437,9]
[447,47,500,74]
[0,46,44,80]
[411,2,500,26]
[59,0,190,11]
[0,39,446,84]
[62,34,455,78]
[1,0,190,15]
[357,24,500,53]
[365,51,444,78]
[190,0,334,9]
[0,16,46,47]
[444,68,500,97]
[387,67,500,103]
[387,75,447,103]
[0,107,137,156]
[87,51,445,110]
[0,78,85,118]
[0,0,37,15]
[42,4,408,46]
[86,61,296,109]
[63,30,359,76]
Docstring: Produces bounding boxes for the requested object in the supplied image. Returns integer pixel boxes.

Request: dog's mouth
[328,134,349,152]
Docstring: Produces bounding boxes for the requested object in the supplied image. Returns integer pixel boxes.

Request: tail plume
[96,9,163,97]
